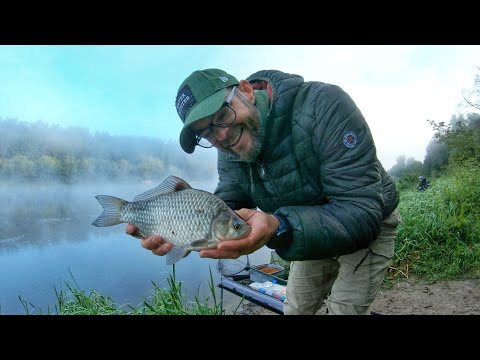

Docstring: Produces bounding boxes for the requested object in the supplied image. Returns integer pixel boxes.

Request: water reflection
[0,184,120,254]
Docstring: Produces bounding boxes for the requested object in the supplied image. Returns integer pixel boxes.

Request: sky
[0,45,479,170]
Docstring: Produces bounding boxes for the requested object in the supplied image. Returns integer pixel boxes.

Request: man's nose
[212,126,229,141]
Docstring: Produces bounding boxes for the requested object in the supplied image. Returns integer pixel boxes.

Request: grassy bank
[387,165,480,283]
[17,267,222,315]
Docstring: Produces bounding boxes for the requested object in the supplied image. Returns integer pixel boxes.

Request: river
[0,181,270,315]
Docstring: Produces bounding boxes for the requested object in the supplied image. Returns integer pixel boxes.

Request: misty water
[0,181,271,315]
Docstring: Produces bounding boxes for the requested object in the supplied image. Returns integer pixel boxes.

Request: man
[418,176,429,191]
[127,68,401,315]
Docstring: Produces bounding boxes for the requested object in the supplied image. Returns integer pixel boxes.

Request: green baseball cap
[175,68,239,153]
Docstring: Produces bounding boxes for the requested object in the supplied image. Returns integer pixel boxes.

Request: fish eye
[233,222,241,230]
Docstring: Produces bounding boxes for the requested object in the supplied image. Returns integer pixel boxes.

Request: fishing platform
[217,252,290,315]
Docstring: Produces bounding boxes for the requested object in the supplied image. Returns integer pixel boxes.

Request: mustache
[220,127,242,147]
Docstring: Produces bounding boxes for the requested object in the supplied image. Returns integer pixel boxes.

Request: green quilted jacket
[214,70,399,261]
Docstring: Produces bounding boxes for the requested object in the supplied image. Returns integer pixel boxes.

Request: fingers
[151,242,174,256]
[140,235,164,250]
[140,235,174,257]
[126,225,173,257]
[126,224,145,240]
[200,248,242,259]
[235,208,256,221]
[126,223,138,234]
[217,238,251,251]
[200,238,252,259]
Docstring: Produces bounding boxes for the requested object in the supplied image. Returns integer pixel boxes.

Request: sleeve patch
[343,131,358,149]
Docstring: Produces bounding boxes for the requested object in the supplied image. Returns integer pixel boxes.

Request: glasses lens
[213,106,236,128]
[196,136,215,148]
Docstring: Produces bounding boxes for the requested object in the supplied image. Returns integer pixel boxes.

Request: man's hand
[126,224,174,256]
[199,208,279,259]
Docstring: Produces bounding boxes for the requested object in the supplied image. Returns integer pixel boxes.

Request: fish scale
[121,189,226,245]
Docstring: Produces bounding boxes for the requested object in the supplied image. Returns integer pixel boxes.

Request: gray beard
[232,105,264,162]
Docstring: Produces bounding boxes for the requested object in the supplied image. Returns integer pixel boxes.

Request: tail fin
[92,195,127,227]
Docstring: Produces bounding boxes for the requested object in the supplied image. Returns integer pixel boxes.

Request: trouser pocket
[370,208,401,259]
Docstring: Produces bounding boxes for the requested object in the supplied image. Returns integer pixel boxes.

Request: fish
[92,175,251,265]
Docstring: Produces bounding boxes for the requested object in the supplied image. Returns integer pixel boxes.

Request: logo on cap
[176,85,196,122]
[219,76,228,82]
[343,130,358,148]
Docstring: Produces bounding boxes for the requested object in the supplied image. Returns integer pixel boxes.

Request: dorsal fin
[133,175,192,202]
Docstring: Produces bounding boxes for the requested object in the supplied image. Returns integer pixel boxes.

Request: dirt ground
[233,277,480,315]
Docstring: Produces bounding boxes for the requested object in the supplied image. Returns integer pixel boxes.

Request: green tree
[5,155,36,180]
[388,155,407,178]
[59,155,75,183]
[388,155,423,178]
[429,113,480,167]
[36,154,60,180]
[139,156,165,181]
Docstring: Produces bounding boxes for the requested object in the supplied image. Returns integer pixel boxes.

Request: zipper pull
[257,162,266,178]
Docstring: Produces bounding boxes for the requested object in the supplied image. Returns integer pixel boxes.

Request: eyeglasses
[192,86,237,148]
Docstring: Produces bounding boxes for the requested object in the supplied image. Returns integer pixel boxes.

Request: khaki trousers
[283,208,401,315]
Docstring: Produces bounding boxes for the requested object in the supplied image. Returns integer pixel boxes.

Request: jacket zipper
[255,159,284,205]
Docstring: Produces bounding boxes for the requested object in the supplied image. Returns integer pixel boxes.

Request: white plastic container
[249,280,287,301]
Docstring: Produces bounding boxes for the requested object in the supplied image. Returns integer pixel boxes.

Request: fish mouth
[227,127,243,148]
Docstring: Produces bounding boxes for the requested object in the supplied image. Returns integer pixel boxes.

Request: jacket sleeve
[214,151,256,210]
[275,85,384,261]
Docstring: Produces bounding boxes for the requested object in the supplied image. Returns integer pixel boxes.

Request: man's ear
[238,79,255,103]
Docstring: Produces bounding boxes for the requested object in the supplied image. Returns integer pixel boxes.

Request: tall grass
[389,165,480,282]
[140,265,221,315]
[18,267,222,315]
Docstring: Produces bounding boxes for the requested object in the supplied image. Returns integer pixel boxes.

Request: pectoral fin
[189,239,210,248]
[166,246,191,265]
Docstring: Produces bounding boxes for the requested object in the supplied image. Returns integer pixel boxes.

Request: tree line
[388,69,480,184]
[0,118,218,184]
